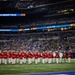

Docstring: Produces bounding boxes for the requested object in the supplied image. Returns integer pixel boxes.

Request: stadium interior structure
[0,0,75,57]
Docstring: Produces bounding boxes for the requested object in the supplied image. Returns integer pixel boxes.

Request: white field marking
[0,68,16,70]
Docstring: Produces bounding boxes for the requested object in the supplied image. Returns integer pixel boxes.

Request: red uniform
[28,51,32,58]
[16,52,19,58]
[35,52,39,59]
[68,52,72,58]
[63,52,67,58]
[48,53,53,58]
[11,52,16,59]
[42,53,45,59]
[55,52,59,58]
[0,53,2,59]
[31,52,34,59]
[7,51,11,58]
[2,52,4,59]
[22,52,27,58]
[2,52,7,59]
[38,53,40,58]
[33,53,35,58]
[19,52,23,59]
[45,53,48,58]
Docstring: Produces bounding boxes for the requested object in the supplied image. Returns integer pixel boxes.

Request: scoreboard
[0,14,26,16]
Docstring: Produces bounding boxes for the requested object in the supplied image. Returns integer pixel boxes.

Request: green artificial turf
[0,59,75,75]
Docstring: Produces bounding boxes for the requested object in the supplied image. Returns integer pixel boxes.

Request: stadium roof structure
[0,0,75,29]
[0,0,75,13]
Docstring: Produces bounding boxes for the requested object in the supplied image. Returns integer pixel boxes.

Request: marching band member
[16,50,19,63]
[11,50,16,64]
[48,51,53,64]
[0,50,2,64]
[28,50,32,64]
[53,51,56,63]
[4,50,8,64]
[45,51,48,63]
[19,51,23,64]
[38,52,40,63]
[55,51,59,64]
[67,50,72,63]
[22,50,27,63]
[2,50,5,64]
[41,51,45,64]
[7,50,11,64]
[59,50,63,63]
[63,51,67,63]
[0,49,73,64]
[35,51,39,64]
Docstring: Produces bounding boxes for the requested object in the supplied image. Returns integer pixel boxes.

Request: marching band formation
[0,50,72,64]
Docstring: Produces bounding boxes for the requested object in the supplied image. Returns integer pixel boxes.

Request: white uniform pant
[48,58,52,63]
[16,58,19,63]
[32,57,35,62]
[8,58,11,64]
[53,58,56,63]
[0,59,1,64]
[31,58,33,63]
[68,58,71,63]
[63,58,66,62]
[56,58,59,64]
[45,58,48,63]
[42,58,45,64]
[20,59,23,64]
[35,59,38,64]
[4,59,7,64]
[11,58,16,64]
[2,58,5,63]
[59,57,62,63]
[28,58,32,64]
[38,58,40,63]
[22,58,26,63]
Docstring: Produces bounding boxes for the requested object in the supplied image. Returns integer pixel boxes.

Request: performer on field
[41,51,45,64]
[53,51,56,63]
[2,50,5,64]
[45,51,48,63]
[59,50,63,63]
[55,51,59,64]
[7,50,11,64]
[38,51,40,63]
[35,51,39,64]
[11,50,16,64]
[48,51,53,64]
[16,50,19,64]
[63,51,67,63]
[19,51,23,64]
[4,50,7,64]
[28,50,32,64]
[67,50,72,63]
[0,50,2,64]
[22,50,27,63]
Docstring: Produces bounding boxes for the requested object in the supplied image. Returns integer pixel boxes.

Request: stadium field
[0,59,75,75]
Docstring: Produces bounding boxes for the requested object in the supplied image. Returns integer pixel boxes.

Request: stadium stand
[0,1,75,75]
[0,30,75,53]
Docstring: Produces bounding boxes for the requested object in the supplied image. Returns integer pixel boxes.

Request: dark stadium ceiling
[0,0,75,19]
[0,0,75,26]
[0,0,75,14]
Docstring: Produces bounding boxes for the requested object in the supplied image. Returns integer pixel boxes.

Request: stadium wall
[72,53,75,58]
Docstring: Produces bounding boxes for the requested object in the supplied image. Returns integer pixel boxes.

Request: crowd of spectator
[0,31,75,53]
[19,16,75,28]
